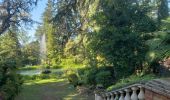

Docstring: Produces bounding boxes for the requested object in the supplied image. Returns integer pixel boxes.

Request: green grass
[107,74,158,91]
[19,65,41,70]
[15,78,94,100]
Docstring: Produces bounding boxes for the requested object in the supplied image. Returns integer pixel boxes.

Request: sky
[28,0,47,39]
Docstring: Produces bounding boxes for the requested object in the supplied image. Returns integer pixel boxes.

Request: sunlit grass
[18,65,42,70]
[24,78,65,85]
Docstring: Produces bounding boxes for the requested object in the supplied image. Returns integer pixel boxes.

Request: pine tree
[41,0,59,66]
[158,0,169,22]
[0,25,22,100]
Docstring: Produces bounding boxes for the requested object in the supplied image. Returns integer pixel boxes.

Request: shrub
[41,69,51,74]
[77,66,115,88]
[95,71,112,87]
[84,68,98,85]
[51,65,62,69]
[67,73,78,87]
[0,72,23,100]
[39,74,50,79]
[44,64,50,69]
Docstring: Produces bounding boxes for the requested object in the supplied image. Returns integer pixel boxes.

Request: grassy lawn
[15,78,94,100]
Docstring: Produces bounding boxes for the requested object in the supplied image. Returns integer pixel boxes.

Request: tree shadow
[15,78,94,100]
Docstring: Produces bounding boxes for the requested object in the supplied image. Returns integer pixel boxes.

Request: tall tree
[0,0,38,35]
[0,25,22,99]
[37,0,59,66]
[52,0,158,78]
[21,40,40,65]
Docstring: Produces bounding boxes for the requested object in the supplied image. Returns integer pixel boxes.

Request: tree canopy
[0,0,38,35]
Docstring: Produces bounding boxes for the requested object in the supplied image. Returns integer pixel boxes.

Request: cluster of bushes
[22,69,63,81]
[0,60,23,100]
[66,66,115,88]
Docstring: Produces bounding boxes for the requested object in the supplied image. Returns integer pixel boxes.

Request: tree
[0,25,22,99]
[0,0,38,35]
[51,0,158,79]
[21,41,40,65]
[36,0,59,66]
[157,0,169,21]
[88,0,158,78]
[0,1,38,99]
[39,0,170,88]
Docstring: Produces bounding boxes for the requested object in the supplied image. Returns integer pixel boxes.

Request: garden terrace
[95,78,170,100]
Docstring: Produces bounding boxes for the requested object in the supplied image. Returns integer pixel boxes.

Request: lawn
[15,78,94,100]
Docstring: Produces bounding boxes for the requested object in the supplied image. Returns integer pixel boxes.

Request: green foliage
[22,73,59,81]
[36,0,60,66]
[107,74,157,91]
[37,0,170,89]
[95,71,112,87]
[77,66,115,88]
[67,73,79,87]
[21,41,40,65]
[145,17,170,64]
[157,0,169,22]
[83,68,98,85]
[88,0,157,78]
[0,0,38,35]
[1,73,23,100]
[0,30,23,99]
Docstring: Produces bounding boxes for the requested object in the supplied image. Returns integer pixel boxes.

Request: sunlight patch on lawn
[25,78,65,85]
[63,94,79,100]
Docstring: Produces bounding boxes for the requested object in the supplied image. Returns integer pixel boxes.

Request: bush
[0,72,23,100]
[41,69,51,74]
[44,64,50,69]
[38,74,50,79]
[77,66,115,88]
[95,71,112,87]
[51,65,62,69]
[84,68,98,85]
[67,73,79,87]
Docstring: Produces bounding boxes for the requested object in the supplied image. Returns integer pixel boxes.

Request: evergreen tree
[158,0,169,21]
[38,0,59,66]
[0,26,22,100]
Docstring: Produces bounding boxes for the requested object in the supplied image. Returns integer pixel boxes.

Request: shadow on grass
[15,78,94,100]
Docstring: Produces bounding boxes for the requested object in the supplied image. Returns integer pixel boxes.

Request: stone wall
[145,78,170,100]
[145,89,170,100]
